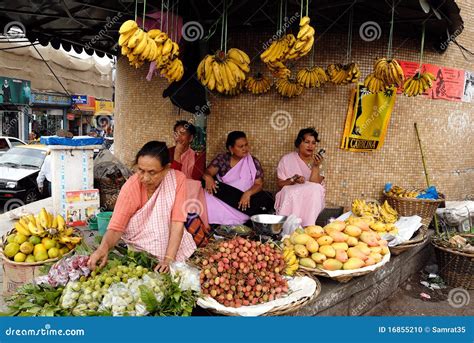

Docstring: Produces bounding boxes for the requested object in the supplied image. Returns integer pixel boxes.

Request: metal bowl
[250,214,287,236]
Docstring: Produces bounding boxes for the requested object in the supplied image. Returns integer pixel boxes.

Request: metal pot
[250,214,287,236]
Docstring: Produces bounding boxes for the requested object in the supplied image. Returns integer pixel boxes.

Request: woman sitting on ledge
[275,128,325,227]
[203,131,274,225]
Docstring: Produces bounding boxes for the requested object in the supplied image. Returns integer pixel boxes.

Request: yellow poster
[95,100,114,116]
[341,85,397,152]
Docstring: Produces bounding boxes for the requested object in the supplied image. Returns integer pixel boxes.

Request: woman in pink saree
[275,128,326,227]
[203,131,274,225]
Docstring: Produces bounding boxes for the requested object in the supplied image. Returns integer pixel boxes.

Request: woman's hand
[294,174,305,184]
[88,247,109,270]
[154,256,174,273]
[238,191,252,211]
[204,174,218,194]
[312,153,324,168]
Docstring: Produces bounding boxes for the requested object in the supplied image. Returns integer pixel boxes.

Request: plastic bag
[170,262,201,292]
[282,215,302,237]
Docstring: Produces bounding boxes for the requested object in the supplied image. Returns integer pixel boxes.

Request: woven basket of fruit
[384,187,444,227]
[431,234,474,289]
[193,237,321,316]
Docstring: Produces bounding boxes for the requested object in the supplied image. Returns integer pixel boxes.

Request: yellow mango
[379,239,389,247]
[369,252,383,263]
[282,238,293,247]
[381,246,390,255]
[299,257,316,269]
[316,263,324,269]
[343,257,365,270]
[289,231,299,244]
[356,241,368,248]
[347,247,368,260]
[329,231,348,243]
[306,238,319,253]
[347,216,370,231]
[304,225,325,238]
[346,237,359,247]
[364,257,376,266]
[294,244,309,258]
[344,225,362,237]
[360,231,379,247]
[319,245,336,258]
[293,233,312,245]
[370,247,382,254]
[324,220,346,232]
[355,244,372,256]
[323,258,343,271]
[335,249,349,263]
[331,242,349,251]
[317,235,333,246]
[311,252,326,264]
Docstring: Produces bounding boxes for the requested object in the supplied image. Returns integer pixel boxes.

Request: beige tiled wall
[115,0,474,209]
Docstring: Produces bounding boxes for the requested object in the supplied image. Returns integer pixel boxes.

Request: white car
[0,136,27,156]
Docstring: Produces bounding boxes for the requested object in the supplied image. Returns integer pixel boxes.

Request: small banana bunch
[345,63,361,83]
[351,199,398,224]
[386,185,420,198]
[369,222,399,235]
[260,34,296,63]
[327,63,361,85]
[283,246,299,276]
[373,58,405,88]
[402,72,436,97]
[286,16,315,60]
[275,77,304,98]
[266,61,291,78]
[363,73,386,93]
[197,49,250,94]
[296,67,328,88]
[224,81,245,96]
[159,58,184,83]
[245,73,272,95]
[14,208,68,238]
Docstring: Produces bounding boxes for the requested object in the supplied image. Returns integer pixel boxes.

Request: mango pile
[2,208,81,264]
[283,220,390,272]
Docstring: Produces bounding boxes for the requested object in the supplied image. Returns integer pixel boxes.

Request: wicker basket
[201,277,321,316]
[389,225,428,256]
[384,192,444,227]
[432,234,474,289]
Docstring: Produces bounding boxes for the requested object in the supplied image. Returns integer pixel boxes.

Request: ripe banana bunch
[286,16,315,60]
[402,72,436,97]
[373,58,405,88]
[224,81,245,96]
[370,222,398,235]
[15,208,68,238]
[245,73,272,95]
[266,61,291,78]
[387,185,420,198]
[345,63,361,83]
[197,49,250,94]
[283,246,299,276]
[327,64,348,85]
[351,199,398,224]
[159,58,184,82]
[260,34,296,63]
[296,67,328,88]
[363,73,386,93]
[276,77,304,98]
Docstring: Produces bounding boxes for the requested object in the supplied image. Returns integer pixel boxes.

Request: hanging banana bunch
[363,73,386,93]
[197,49,250,94]
[275,76,304,98]
[286,16,315,61]
[245,73,273,95]
[403,72,435,97]
[266,61,291,78]
[260,34,296,63]
[224,81,245,96]
[296,67,328,88]
[372,58,405,88]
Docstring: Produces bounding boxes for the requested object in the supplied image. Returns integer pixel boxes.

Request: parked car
[0,145,48,211]
[0,136,27,156]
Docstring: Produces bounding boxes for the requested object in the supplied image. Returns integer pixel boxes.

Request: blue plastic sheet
[40,136,104,146]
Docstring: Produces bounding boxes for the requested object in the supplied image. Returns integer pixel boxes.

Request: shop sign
[95,100,114,115]
[0,76,31,105]
[31,92,71,106]
[72,95,95,112]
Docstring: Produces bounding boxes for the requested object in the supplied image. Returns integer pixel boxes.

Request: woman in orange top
[88,141,196,273]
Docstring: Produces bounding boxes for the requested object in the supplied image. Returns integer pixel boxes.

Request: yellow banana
[15,221,31,236]
[28,222,44,236]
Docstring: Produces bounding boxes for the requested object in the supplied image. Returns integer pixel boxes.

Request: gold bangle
[164,255,174,261]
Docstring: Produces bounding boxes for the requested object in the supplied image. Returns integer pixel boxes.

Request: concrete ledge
[292,232,433,316]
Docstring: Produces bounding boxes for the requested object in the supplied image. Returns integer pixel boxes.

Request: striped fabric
[121,169,196,262]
